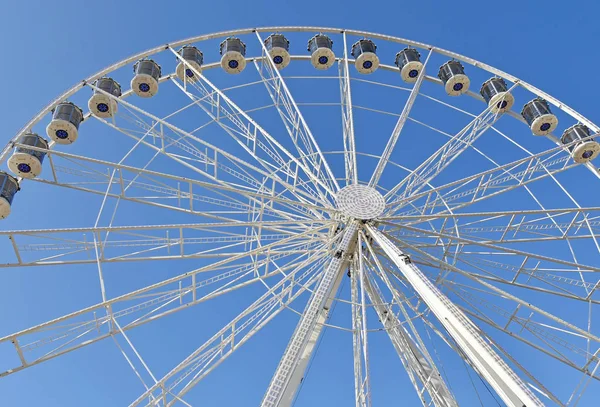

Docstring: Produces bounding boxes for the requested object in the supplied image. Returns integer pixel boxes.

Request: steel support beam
[261,222,359,407]
[362,235,457,407]
[339,31,359,185]
[366,225,544,407]
[351,239,371,407]
[369,49,432,187]
[254,31,340,193]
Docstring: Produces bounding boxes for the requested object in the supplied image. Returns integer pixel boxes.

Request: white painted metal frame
[361,233,458,407]
[2,26,600,407]
[261,222,359,407]
[339,31,359,185]
[369,49,433,187]
[253,31,340,194]
[350,238,371,407]
[367,226,544,407]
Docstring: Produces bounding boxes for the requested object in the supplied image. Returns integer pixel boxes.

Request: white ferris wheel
[0,27,599,406]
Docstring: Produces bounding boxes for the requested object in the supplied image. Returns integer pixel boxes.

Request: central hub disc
[336,184,386,220]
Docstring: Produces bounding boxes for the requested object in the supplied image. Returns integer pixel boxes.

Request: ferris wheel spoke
[395,236,600,367]
[392,232,599,300]
[385,137,583,218]
[369,49,432,188]
[389,206,600,224]
[91,85,265,188]
[388,228,600,305]
[389,207,600,282]
[166,78,288,179]
[443,281,600,386]
[19,139,328,223]
[384,83,517,204]
[361,235,458,407]
[385,110,583,220]
[447,253,600,304]
[0,220,332,268]
[465,122,600,258]
[88,83,331,215]
[339,31,358,185]
[108,108,271,193]
[167,48,337,204]
[386,224,600,276]
[2,231,324,268]
[28,167,309,225]
[477,324,566,406]
[129,250,329,407]
[253,30,340,193]
[0,229,331,379]
[387,219,600,247]
[489,117,600,182]
[365,225,545,407]
[452,223,600,246]
[168,77,332,208]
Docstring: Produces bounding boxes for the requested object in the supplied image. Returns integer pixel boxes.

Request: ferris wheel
[1,26,600,406]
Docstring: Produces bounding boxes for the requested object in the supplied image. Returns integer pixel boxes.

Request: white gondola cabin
[0,171,19,219]
[46,101,84,144]
[480,77,514,113]
[176,46,203,82]
[8,133,48,178]
[521,98,558,136]
[351,39,379,74]
[265,34,290,70]
[561,124,600,163]
[131,59,161,97]
[307,34,335,70]
[88,77,122,117]
[220,37,247,74]
[395,48,423,83]
[438,60,470,96]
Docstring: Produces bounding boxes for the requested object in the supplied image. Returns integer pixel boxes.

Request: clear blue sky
[1,0,599,406]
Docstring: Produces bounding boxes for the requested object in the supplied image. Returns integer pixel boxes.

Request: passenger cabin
[8,133,48,178]
[561,124,600,163]
[521,98,558,136]
[89,77,122,118]
[438,60,470,96]
[46,101,84,144]
[264,34,290,70]
[220,37,247,74]
[0,172,19,219]
[131,59,161,97]
[176,45,204,82]
[480,77,514,113]
[307,34,335,70]
[351,39,379,74]
[395,48,423,83]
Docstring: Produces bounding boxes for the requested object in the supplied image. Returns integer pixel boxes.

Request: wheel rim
[1,27,599,407]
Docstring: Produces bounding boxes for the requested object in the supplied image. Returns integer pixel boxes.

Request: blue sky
[1,0,600,406]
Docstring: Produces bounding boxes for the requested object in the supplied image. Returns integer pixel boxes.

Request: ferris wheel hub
[336,184,385,220]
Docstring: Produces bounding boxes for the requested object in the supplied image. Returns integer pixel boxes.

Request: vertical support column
[362,234,457,407]
[351,239,371,407]
[366,225,544,407]
[261,222,359,407]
